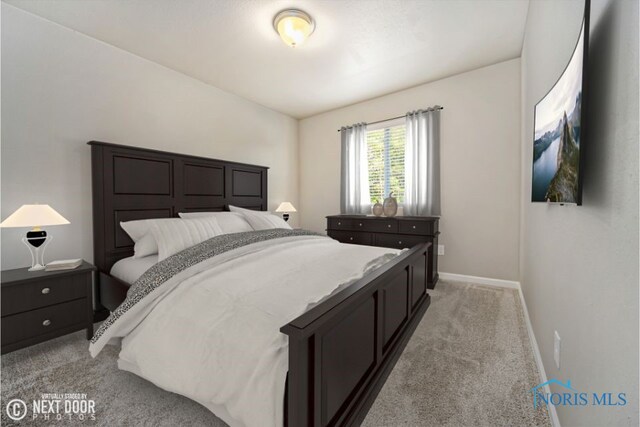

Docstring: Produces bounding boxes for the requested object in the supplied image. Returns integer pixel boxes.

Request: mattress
[110,255,158,284]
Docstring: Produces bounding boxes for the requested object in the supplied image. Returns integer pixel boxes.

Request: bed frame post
[287,333,313,426]
[282,243,431,427]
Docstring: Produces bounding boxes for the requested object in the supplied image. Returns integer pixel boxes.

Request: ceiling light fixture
[273,9,315,48]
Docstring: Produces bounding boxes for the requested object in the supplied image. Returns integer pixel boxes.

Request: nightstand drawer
[1,274,88,317]
[1,299,88,347]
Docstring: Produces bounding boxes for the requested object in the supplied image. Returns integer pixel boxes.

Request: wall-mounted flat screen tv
[531,1,589,205]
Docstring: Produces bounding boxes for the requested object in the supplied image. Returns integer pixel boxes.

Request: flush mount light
[273,9,315,47]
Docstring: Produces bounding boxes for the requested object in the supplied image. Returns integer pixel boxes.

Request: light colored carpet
[1,280,549,426]
[362,281,550,427]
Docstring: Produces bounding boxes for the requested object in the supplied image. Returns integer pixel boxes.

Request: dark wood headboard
[89,141,268,273]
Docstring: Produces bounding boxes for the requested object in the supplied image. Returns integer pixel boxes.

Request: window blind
[367,124,406,204]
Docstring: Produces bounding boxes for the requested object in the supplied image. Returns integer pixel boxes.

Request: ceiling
[5,0,530,118]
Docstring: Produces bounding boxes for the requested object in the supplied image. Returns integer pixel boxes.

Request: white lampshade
[0,204,70,228]
[275,202,297,213]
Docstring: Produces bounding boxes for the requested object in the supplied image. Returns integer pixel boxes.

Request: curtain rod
[337,106,443,132]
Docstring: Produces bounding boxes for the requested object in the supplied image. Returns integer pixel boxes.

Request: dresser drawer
[350,219,368,231]
[1,274,89,317]
[374,233,427,249]
[328,230,373,245]
[363,219,398,233]
[398,220,435,235]
[328,217,399,233]
[327,218,354,230]
[1,299,88,346]
[329,217,376,231]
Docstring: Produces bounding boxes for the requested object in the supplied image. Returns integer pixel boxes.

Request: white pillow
[228,205,292,231]
[120,218,173,258]
[133,233,158,259]
[150,217,224,261]
[178,211,253,234]
[120,218,158,242]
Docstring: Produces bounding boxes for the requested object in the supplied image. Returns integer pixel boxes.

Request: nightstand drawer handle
[359,223,363,226]
[41,287,51,294]
[412,225,416,229]
[349,237,354,241]
[388,224,391,228]
[398,241,403,245]
[42,319,51,327]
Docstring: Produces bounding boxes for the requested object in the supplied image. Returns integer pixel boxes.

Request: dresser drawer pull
[338,222,341,225]
[41,287,51,294]
[359,223,363,226]
[42,319,51,327]
[388,224,391,228]
[398,241,403,245]
[349,237,354,241]
[412,225,416,229]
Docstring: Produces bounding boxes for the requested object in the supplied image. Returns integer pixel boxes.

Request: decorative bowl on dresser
[1,261,95,354]
[326,214,440,288]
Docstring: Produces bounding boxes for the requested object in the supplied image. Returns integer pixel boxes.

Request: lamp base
[22,231,52,272]
[282,213,290,222]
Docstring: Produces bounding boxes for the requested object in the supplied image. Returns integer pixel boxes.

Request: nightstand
[1,261,95,354]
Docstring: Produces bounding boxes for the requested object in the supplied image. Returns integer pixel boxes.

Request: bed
[88,141,431,427]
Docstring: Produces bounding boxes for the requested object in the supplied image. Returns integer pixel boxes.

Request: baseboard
[438,272,520,289]
[516,286,561,427]
[439,271,560,426]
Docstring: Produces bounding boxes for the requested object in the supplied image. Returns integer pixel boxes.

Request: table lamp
[275,202,297,222]
[0,204,70,271]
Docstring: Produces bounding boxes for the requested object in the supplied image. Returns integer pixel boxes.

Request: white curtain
[404,108,441,216]
[340,123,371,214]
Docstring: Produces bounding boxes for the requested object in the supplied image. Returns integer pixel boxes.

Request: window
[366,124,406,204]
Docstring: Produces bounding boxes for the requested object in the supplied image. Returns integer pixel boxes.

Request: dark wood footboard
[281,243,431,427]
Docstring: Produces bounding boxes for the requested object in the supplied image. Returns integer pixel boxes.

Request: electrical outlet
[437,245,445,256]
[554,331,561,369]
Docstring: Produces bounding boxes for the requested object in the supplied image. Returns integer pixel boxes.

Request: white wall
[520,0,639,425]
[0,4,299,269]
[299,59,521,281]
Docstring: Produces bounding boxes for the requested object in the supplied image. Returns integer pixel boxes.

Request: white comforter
[90,234,399,427]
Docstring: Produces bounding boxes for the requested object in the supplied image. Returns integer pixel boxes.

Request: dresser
[1,261,95,354]
[326,215,440,288]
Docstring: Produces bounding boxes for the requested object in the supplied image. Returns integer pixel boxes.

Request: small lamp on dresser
[275,202,297,222]
[0,204,70,271]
